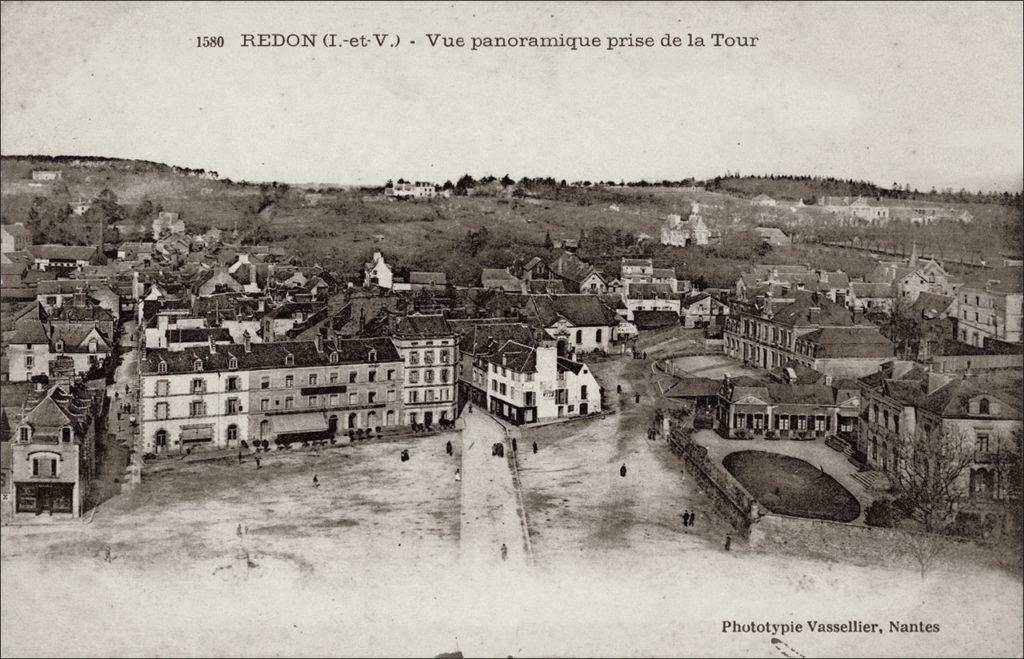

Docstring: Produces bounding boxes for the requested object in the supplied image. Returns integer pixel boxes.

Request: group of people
[400,449,410,462]
[630,349,649,360]
[646,428,658,441]
[682,510,697,527]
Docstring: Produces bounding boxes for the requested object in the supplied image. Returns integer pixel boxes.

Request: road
[458,409,528,568]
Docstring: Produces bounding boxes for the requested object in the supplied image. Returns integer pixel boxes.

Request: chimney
[313,333,322,353]
[208,334,216,354]
[808,307,821,324]
[852,308,863,324]
[824,374,833,387]
[243,330,252,353]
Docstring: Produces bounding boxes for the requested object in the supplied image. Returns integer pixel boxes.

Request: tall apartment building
[955,267,1023,346]
[386,314,458,426]
[139,334,404,454]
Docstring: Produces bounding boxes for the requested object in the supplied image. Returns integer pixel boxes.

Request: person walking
[237,523,243,537]
[725,534,732,551]
[455,468,461,482]
[238,450,243,464]
[313,474,320,488]
[682,511,690,527]
[617,384,622,394]
[532,441,538,454]
[105,547,112,563]
[446,440,453,456]
[620,463,627,478]
[512,438,518,453]
[635,393,641,404]
[500,543,508,561]
[255,456,262,470]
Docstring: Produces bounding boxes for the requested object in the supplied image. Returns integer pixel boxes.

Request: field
[723,450,862,522]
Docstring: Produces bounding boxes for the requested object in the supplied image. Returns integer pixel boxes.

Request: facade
[363,251,393,289]
[525,294,618,354]
[955,266,1023,346]
[660,203,711,247]
[849,282,895,313]
[622,283,680,321]
[1,223,32,253]
[750,194,778,207]
[10,383,97,518]
[27,244,97,271]
[680,292,730,328]
[484,339,601,424]
[384,314,458,426]
[791,326,896,378]
[152,211,186,240]
[718,375,861,440]
[139,334,405,454]
[385,181,438,199]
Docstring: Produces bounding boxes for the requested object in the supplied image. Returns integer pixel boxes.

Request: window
[25,356,35,370]
[979,398,990,415]
[88,339,98,353]
[226,399,241,414]
[329,372,339,384]
[387,369,395,380]
[410,351,419,365]
[260,399,269,411]
[309,395,319,407]
[329,394,339,406]
[55,340,65,352]
[156,402,169,420]
[976,433,990,453]
[61,427,72,442]
[425,351,434,365]
[581,385,588,401]
[349,392,358,405]
[387,390,396,402]
[595,329,602,343]
[499,383,507,396]
[309,374,318,386]
[368,391,377,404]
[368,370,377,383]
[575,330,583,344]
[284,396,294,409]
[156,380,169,396]
[440,350,449,363]
[883,410,889,429]
[285,375,294,388]
[329,351,338,364]
[410,390,419,403]
[19,427,30,442]
[32,457,57,478]
[409,370,419,384]
[194,359,204,372]
[190,400,205,417]
[228,357,238,370]
[227,376,239,391]
[284,354,294,366]
[368,349,377,362]
[440,369,450,383]
[261,376,270,389]
[227,425,238,443]
[191,379,205,394]
[349,371,357,383]
[155,429,168,447]
[425,369,435,384]
[525,392,535,406]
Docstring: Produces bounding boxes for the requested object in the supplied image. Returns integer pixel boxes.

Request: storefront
[15,482,74,515]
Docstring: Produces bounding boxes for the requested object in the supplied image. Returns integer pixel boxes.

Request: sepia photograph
[1,1,1022,657]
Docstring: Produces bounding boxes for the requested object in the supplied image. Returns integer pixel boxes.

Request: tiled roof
[550,252,597,284]
[529,295,618,327]
[651,268,676,279]
[626,283,676,299]
[486,340,536,372]
[453,321,537,355]
[166,327,234,344]
[851,282,894,298]
[409,271,447,285]
[556,357,585,375]
[389,314,452,338]
[28,244,97,261]
[961,266,1023,295]
[797,326,894,358]
[909,292,953,319]
[633,310,679,329]
[141,337,400,375]
[770,292,855,327]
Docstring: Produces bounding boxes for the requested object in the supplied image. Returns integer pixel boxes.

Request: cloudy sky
[2,1,1021,191]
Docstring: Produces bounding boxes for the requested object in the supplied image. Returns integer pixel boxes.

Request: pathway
[458,409,529,568]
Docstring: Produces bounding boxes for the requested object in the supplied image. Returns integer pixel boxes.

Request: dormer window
[88,339,98,353]
[228,357,238,370]
[979,398,990,415]
[19,426,30,443]
[284,354,294,366]
[61,427,72,443]
[158,361,167,374]
[55,340,65,352]
[368,349,377,362]
[194,359,204,372]
[329,351,338,364]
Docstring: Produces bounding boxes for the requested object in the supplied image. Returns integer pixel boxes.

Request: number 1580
[196,36,224,47]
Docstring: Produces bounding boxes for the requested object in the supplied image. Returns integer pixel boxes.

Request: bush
[865,499,897,528]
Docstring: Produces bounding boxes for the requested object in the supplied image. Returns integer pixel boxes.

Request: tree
[890,425,974,534]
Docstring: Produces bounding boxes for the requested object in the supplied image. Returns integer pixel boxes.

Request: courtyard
[663,352,763,380]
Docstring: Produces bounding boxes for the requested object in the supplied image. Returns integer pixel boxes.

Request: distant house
[660,203,711,247]
[753,226,791,247]
[70,199,92,216]
[481,268,525,293]
[525,294,619,354]
[750,194,778,207]
[1,223,31,253]
[680,292,730,328]
[363,251,393,289]
[385,181,438,200]
[848,197,890,224]
[152,211,186,240]
[31,170,62,182]
[849,282,895,313]
[27,245,97,272]
[548,252,605,294]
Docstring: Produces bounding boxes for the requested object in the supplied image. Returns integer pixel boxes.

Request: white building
[660,203,711,247]
[363,251,393,289]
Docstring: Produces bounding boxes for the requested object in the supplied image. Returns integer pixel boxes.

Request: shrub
[865,499,897,528]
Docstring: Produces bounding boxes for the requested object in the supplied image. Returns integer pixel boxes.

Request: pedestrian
[683,511,691,527]
[313,474,319,488]
[620,463,627,478]
[500,543,508,561]
[617,384,622,394]
[125,384,129,395]
[455,468,461,482]
[643,351,648,360]
[104,547,112,563]
[725,534,732,551]
[468,404,473,414]
[255,456,262,470]
[635,393,640,403]
[532,441,538,454]
[690,512,697,528]
[512,438,518,453]
[115,391,119,400]
[238,450,243,464]
[446,440,453,456]
[237,523,243,537]
[244,525,249,535]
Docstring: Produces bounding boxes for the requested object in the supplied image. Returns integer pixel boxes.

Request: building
[139,334,405,454]
[1,223,31,253]
[31,170,62,182]
[858,364,1021,502]
[152,211,186,241]
[375,314,458,427]
[483,339,601,424]
[791,326,896,378]
[750,194,778,207]
[452,320,538,408]
[36,280,120,321]
[9,382,97,517]
[660,203,711,247]
[385,181,438,200]
[548,252,606,293]
[363,251,393,289]
[622,283,680,321]
[955,266,1022,346]
[525,294,619,354]
[753,226,792,247]
[849,282,895,313]
[717,374,862,440]
[725,291,892,376]
[27,245,97,272]
[480,268,526,293]
[680,291,731,328]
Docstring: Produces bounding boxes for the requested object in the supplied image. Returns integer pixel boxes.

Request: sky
[2,1,1022,191]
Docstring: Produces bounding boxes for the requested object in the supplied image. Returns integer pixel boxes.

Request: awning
[180,427,214,443]
[274,413,328,435]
